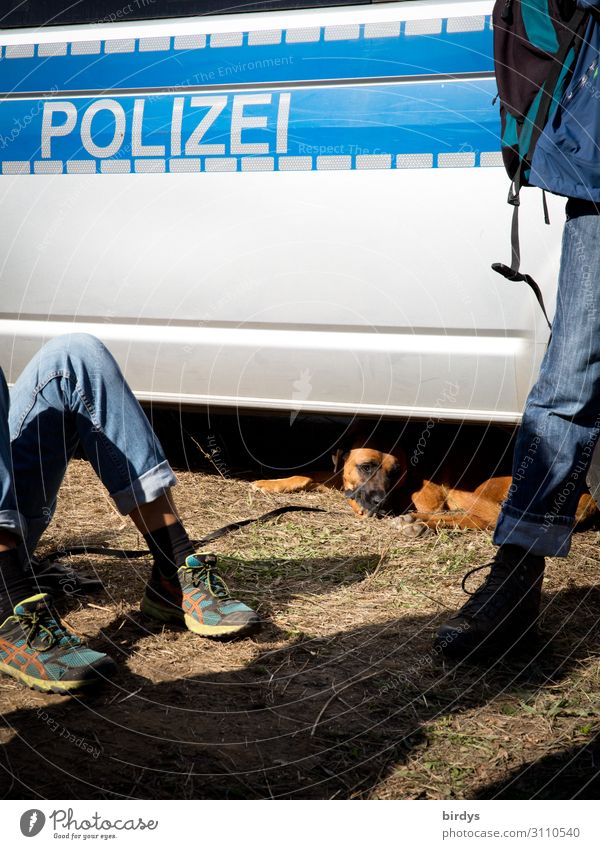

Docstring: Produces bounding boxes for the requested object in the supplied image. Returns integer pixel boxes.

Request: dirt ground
[1,432,600,800]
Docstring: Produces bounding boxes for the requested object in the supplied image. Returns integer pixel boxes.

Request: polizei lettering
[40,93,291,160]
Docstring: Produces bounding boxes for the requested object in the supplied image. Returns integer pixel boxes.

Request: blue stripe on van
[0,79,501,174]
[0,16,493,95]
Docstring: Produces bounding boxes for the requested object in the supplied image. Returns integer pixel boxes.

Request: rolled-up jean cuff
[111,460,178,516]
[0,509,27,541]
[493,508,572,557]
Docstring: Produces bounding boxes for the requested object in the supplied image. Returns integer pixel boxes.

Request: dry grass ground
[1,457,599,800]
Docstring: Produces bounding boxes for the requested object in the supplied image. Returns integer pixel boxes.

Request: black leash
[60,504,325,558]
[33,504,326,596]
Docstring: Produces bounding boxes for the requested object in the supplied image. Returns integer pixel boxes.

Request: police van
[0,0,563,423]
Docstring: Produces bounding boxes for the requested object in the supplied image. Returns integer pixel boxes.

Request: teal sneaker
[141,553,260,638]
[0,594,116,694]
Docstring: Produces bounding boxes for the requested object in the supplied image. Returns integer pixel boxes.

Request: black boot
[434,545,545,659]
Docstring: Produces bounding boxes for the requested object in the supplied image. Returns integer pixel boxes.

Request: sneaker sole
[140,595,260,638]
[0,658,115,695]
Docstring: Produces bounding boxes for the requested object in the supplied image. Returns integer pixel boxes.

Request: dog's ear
[331,449,347,473]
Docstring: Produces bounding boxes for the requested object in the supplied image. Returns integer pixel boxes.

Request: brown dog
[252,429,598,533]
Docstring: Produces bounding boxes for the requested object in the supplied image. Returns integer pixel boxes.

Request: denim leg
[494,210,600,556]
[9,333,177,552]
[0,369,27,539]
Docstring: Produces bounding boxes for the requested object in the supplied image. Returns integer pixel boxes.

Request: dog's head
[338,444,408,517]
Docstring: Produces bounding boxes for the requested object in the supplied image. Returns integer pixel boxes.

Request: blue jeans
[494,202,600,556]
[0,333,176,554]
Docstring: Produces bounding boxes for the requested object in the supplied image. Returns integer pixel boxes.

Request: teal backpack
[492,0,589,327]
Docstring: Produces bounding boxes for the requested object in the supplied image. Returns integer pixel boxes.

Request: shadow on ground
[475,734,600,800]
[1,584,599,800]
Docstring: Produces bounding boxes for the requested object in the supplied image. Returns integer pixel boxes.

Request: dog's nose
[371,493,386,505]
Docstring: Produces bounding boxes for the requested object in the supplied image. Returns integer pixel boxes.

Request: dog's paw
[251,480,272,491]
[251,479,292,493]
[391,514,433,538]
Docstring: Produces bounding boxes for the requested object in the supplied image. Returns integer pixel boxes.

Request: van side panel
[0,1,559,421]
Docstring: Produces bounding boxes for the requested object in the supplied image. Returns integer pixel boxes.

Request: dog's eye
[357,463,378,473]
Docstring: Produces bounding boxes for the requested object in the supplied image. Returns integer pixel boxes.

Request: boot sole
[140,595,260,639]
[435,624,540,660]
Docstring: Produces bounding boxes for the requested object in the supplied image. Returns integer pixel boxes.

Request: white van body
[0,0,563,422]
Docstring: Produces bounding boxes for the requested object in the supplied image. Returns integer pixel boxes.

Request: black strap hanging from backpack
[492,179,554,332]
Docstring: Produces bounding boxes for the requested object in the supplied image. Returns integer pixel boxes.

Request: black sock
[499,544,544,565]
[0,548,36,622]
[144,522,194,582]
